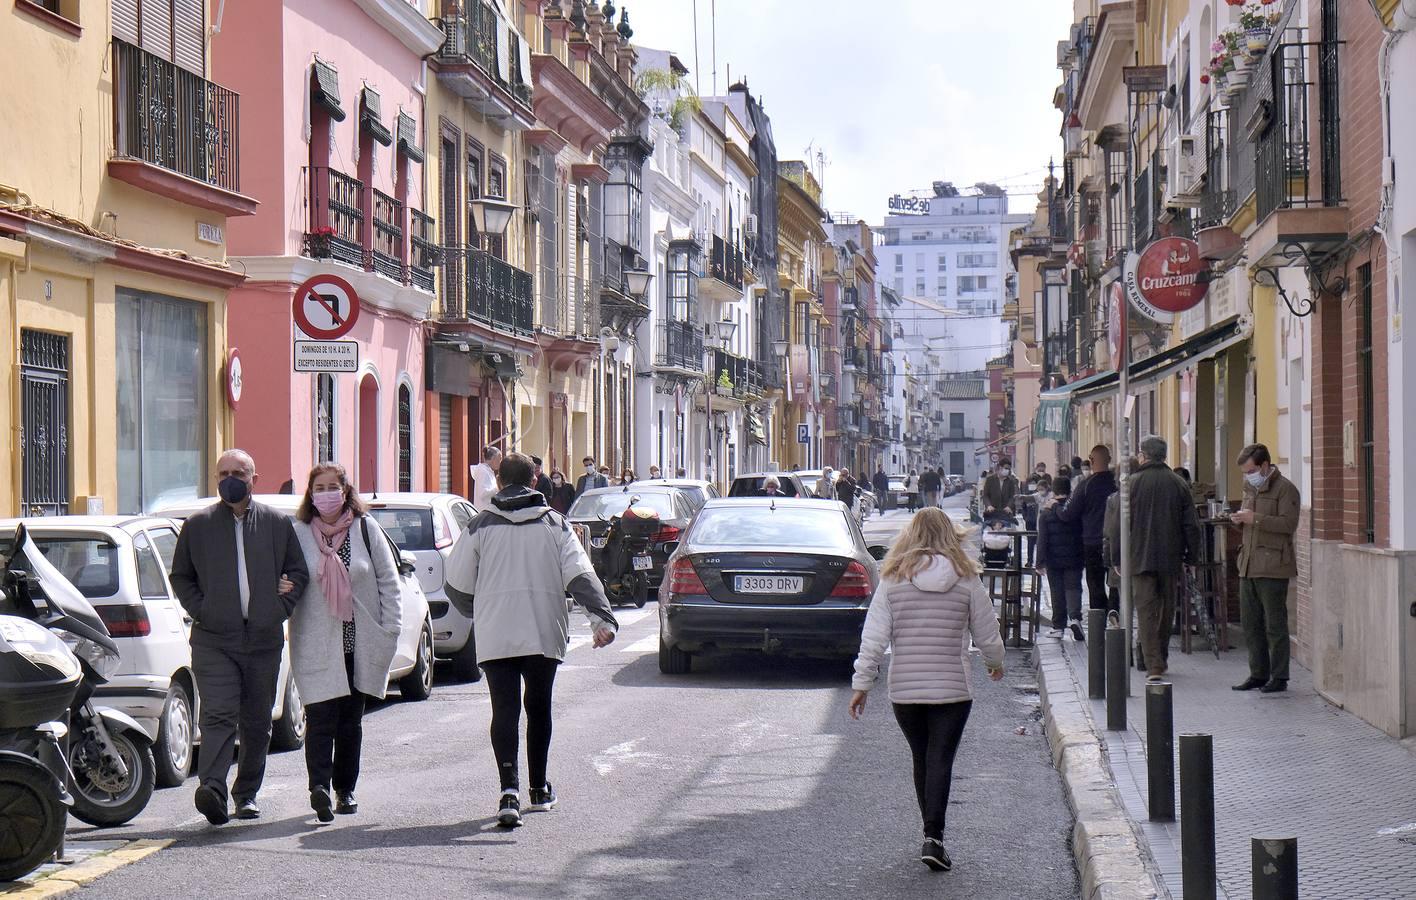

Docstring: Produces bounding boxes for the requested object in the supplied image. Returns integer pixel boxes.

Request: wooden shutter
[141,0,175,62]
[173,0,206,75]
[113,0,140,43]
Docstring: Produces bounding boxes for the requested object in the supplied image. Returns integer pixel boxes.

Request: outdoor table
[982,528,1040,647]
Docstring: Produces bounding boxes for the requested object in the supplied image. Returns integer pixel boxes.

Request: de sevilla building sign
[1123,237,1211,324]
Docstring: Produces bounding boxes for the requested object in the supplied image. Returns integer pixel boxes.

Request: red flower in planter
[311,226,337,238]
[1200,73,1211,84]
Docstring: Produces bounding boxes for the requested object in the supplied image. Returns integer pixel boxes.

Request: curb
[1033,642,1164,900]
[2,839,172,898]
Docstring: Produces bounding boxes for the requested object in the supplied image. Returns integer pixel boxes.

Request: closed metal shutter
[141,0,173,61]
[113,0,140,43]
[438,393,452,493]
[172,0,205,74]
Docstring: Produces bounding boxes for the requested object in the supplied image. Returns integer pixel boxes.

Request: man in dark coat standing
[918,468,942,508]
[169,449,309,825]
[871,465,890,515]
[1123,436,1202,679]
[980,459,1019,523]
[835,468,859,509]
[1055,444,1119,611]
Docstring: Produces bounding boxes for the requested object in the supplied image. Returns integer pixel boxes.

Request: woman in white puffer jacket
[849,507,1006,873]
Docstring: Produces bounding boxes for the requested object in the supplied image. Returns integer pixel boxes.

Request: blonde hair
[880,507,980,582]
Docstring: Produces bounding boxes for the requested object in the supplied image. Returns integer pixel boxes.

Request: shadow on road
[609,650,854,690]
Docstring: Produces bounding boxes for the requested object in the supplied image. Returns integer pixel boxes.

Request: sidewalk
[1038,624,1416,899]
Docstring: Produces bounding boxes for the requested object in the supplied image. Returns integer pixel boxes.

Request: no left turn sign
[293,274,361,340]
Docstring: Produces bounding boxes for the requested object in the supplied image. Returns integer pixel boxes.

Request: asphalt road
[64,495,1079,899]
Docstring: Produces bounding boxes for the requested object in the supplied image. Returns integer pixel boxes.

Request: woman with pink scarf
[289,463,403,823]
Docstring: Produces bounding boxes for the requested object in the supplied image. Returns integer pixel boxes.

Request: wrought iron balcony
[371,189,404,281]
[1254,41,1341,222]
[656,319,705,373]
[111,39,246,208]
[410,209,439,292]
[465,249,534,334]
[437,3,533,113]
[709,235,745,289]
[305,167,365,267]
[710,348,762,400]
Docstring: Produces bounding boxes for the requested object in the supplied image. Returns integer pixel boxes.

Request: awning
[397,112,425,163]
[1032,317,1251,438]
[1034,370,1114,440]
[360,87,393,147]
[312,59,346,122]
[974,425,1031,455]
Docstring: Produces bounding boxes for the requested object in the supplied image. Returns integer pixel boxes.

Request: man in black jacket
[1036,475,1085,641]
[918,468,942,508]
[169,450,308,825]
[574,456,609,499]
[1054,444,1118,611]
[871,466,890,516]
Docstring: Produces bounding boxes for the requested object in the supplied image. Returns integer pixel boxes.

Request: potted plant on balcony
[715,370,734,396]
[306,225,337,260]
[1239,1,1281,57]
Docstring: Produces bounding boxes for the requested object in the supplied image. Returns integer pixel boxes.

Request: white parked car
[361,493,480,682]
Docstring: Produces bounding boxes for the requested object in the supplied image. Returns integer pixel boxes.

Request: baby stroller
[980,522,1014,569]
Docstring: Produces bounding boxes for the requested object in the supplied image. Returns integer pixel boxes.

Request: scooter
[594,502,659,609]
[1,525,155,831]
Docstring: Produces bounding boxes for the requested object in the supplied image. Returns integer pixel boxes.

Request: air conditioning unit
[1163,134,1202,208]
[745,212,759,233]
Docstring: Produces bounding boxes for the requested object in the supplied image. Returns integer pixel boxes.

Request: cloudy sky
[628,0,1074,222]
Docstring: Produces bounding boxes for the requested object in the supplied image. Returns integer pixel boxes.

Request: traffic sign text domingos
[291,274,362,373]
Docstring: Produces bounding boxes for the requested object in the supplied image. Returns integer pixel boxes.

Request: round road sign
[225,348,243,409]
[293,274,361,340]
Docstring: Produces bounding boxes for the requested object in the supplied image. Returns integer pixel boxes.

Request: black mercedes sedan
[657,498,885,674]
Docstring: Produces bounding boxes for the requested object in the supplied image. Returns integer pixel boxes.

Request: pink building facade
[213,0,443,493]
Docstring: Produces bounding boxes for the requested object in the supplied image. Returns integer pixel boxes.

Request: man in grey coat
[169,449,308,825]
[1122,437,1202,679]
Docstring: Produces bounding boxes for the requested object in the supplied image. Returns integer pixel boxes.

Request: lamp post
[624,266,654,300]
[468,196,517,238]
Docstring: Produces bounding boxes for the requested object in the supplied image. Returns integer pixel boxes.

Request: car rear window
[569,491,677,520]
[31,537,121,599]
[689,506,856,552]
[728,477,802,497]
[368,508,435,550]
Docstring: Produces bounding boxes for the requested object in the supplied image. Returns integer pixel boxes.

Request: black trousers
[192,642,281,803]
[1083,544,1118,612]
[1047,567,1085,629]
[304,653,370,793]
[482,655,560,792]
[892,701,973,840]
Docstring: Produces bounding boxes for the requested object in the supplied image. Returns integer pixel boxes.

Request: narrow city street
[58,496,1079,900]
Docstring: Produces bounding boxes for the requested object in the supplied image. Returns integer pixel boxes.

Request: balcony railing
[465,249,534,334]
[603,239,626,294]
[371,189,404,281]
[410,209,438,292]
[710,349,763,400]
[305,167,365,267]
[438,3,499,79]
[1255,41,1341,222]
[709,235,745,288]
[1199,108,1234,228]
[112,39,240,193]
[657,319,704,372]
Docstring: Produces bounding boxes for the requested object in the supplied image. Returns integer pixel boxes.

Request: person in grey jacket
[290,463,403,822]
[169,449,308,825]
[849,508,1005,873]
[444,453,619,828]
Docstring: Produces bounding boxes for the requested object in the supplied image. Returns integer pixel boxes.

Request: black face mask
[219,476,250,505]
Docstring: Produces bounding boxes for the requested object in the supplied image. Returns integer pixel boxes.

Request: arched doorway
[358,373,378,492]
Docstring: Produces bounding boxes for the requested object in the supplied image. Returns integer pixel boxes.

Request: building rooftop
[935,379,988,400]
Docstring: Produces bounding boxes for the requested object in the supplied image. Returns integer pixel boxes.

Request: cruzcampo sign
[1123,237,1210,324]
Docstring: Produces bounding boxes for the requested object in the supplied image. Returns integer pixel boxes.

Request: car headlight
[0,617,82,680]
[55,629,122,680]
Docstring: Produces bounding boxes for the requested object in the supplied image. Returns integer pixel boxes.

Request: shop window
[116,292,208,514]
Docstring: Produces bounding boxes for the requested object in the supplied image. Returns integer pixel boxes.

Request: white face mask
[1245,470,1267,488]
[585,464,596,474]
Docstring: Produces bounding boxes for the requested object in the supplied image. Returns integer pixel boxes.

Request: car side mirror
[867,545,888,561]
[398,550,417,577]
[662,541,680,556]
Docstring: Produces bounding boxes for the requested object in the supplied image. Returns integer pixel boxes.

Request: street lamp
[771,339,789,358]
[469,196,518,236]
[624,266,654,298]
[713,318,738,347]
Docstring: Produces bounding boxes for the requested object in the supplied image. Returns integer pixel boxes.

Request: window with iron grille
[20,330,70,516]
[397,384,413,491]
[440,134,461,314]
[1359,263,1375,544]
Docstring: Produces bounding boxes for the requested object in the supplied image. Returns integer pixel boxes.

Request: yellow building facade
[2,3,249,516]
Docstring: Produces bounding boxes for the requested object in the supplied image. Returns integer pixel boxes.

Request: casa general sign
[1123,237,1211,324]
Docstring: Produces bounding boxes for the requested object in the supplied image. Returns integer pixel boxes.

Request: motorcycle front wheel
[634,573,648,609]
[0,760,66,881]
[68,727,156,828]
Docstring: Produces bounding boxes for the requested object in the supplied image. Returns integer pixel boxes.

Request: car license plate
[632,555,653,571]
[590,536,607,549]
[734,575,803,594]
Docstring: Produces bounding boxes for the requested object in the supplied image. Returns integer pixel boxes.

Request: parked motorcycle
[594,502,659,609]
[1,525,155,832]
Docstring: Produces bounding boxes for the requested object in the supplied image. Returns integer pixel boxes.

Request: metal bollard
[1105,623,1127,731]
[1145,681,1175,821]
[1179,733,1216,900]
[1088,607,1106,699]
[1252,836,1298,899]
